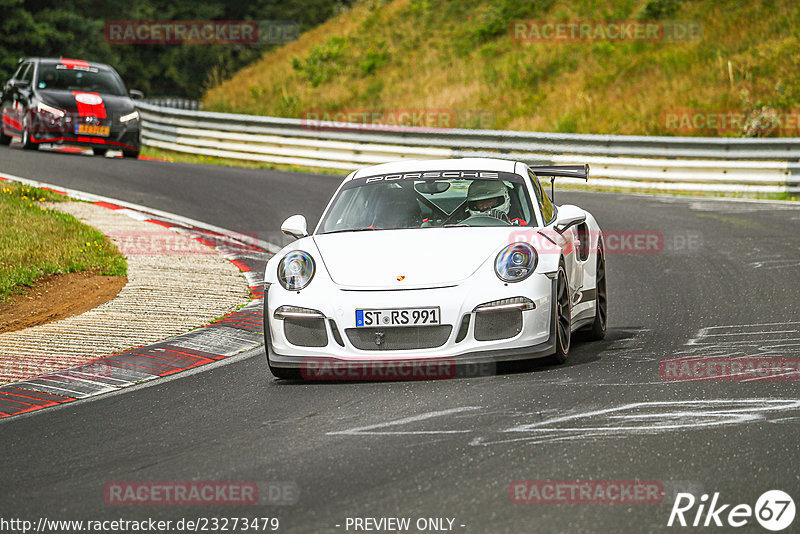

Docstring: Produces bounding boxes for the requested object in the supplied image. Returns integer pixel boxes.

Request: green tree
[1,0,353,98]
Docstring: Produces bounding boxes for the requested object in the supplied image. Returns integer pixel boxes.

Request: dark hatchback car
[1,57,141,157]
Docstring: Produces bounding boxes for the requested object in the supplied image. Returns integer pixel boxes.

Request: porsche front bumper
[265,273,558,370]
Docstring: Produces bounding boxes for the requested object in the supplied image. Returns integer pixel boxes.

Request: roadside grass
[195,0,800,200]
[203,0,800,137]
[0,183,127,301]
[141,146,349,176]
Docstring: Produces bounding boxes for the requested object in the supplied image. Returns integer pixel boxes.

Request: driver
[466,180,511,221]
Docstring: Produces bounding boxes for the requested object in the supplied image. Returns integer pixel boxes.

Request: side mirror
[554,205,586,233]
[129,89,144,100]
[14,80,30,90]
[281,214,308,239]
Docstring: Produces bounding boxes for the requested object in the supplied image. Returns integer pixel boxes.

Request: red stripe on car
[72,91,107,119]
[60,58,91,69]
[2,115,21,130]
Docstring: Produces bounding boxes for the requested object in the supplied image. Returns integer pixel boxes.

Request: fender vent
[577,223,590,261]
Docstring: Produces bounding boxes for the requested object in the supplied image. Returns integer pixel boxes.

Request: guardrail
[142,98,202,111]
[137,102,800,194]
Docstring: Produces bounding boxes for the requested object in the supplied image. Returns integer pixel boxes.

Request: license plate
[356,307,440,327]
[75,124,109,136]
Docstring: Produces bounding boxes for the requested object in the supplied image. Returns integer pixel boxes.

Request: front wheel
[586,247,607,340]
[549,264,571,364]
[0,108,12,146]
[21,117,37,150]
[268,360,301,380]
[122,149,139,158]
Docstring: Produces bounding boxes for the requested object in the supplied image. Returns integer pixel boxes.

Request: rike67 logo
[668,490,795,531]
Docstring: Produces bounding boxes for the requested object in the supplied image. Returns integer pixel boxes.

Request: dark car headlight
[278,251,315,290]
[495,243,537,282]
[36,101,66,118]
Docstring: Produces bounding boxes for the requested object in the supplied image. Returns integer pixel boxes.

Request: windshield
[317,170,535,234]
[36,64,127,96]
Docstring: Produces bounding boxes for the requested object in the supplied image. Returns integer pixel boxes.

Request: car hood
[312,227,512,289]
[38,89,135,114]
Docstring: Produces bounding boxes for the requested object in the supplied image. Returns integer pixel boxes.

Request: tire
[548,264,571,364]
[263,298,301,380]
[122,149,139,158]
[21,117,37,150]
[586,247,607,340]
[93,148,108,156]
[0,108,12,146]
[268,357,301,380]
[268,361,301,380]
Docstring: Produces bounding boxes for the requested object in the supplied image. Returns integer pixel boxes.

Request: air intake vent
[474,310,522,341]
[329,319,345,347]
[345,326,452,351]
[455,315,470,343]
[284,317,328,347]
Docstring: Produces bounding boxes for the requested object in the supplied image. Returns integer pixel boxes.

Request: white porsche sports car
[263,158,606,379]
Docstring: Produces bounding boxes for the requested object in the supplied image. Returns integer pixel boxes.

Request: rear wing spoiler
[529,164,589,181]
[529,164,589,203]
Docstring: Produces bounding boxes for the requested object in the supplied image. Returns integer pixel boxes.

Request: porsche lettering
[364,170,501,183]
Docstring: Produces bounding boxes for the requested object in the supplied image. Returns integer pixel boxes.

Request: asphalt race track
[1,146,799,533]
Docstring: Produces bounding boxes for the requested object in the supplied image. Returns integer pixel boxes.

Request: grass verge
[0,182,127,301]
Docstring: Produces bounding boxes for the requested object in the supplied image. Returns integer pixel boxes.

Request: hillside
[0,0,353,99]
[203,0,800,136]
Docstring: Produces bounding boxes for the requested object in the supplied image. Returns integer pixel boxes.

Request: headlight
[474,297,535,312]
[274,306,324,319]
[119,110,139,123]
[278,250,315,290]
[37,102,65,117]
[494,243,537,282]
